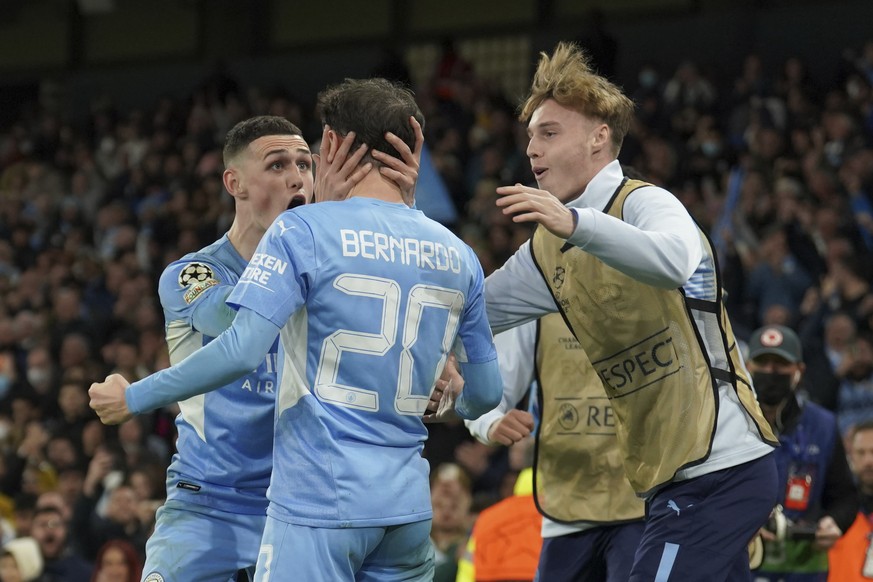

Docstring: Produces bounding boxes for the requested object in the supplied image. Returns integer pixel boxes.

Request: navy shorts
[630,453,778,582]
[536,521,646,582]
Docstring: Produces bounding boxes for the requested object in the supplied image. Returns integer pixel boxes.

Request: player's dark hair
[223,116,303,167]
[317,78,424,167]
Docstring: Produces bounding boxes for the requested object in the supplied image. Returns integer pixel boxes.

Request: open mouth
[533,167,547,178]
[287,194,306,210]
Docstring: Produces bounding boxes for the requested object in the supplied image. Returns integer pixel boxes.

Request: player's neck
[226,219,264,262]
[348,170,407,205]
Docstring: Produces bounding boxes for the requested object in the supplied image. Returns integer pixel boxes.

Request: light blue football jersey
[228,197,497,527]
[158,235,278,514]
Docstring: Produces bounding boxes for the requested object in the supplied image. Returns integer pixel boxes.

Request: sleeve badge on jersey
[179,263,219,304]
[183,279,219,304]
[179,262,215,287]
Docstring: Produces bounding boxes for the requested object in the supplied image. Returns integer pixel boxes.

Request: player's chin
[287,194,307,210]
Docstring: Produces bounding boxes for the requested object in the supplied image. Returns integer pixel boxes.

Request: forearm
[455,358,503,420]
[565,183,703,288]
[126,309,278,414]
[567,207,700,288]
[465,324,537,443]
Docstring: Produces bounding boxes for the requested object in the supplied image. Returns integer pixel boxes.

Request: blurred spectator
[10,494,36,539]
[0,537,43,582]
[30,505,91,582]
[429,463,473,582]
[837,334,873,436]
[828,420,873,581]
[90,539,141,582]
[432,38,474,105]
[796,311,846,411]
[70,445,148,561]
[35,491,72,530]
[746,225,814,326]
[52,379,90,445]
[746,324,857,579]
[663,60,717,116]
[115,418,166,470]
[22,346,57,406]
[456,466,541,582]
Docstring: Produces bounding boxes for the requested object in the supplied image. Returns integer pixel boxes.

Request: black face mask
[752,371,793,406]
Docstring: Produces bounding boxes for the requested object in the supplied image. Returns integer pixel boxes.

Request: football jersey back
[230,197,494,526]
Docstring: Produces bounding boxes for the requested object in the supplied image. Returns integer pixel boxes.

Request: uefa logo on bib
[144,574,165,582]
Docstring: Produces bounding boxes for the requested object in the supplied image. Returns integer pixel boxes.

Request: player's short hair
[317,78,424,166]
[520,41,634,155]
[223,116,303,167]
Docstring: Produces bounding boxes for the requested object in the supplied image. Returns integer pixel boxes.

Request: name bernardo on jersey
[340,229,462,273]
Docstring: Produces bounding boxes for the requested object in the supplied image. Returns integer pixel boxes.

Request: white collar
[566,159,625,211]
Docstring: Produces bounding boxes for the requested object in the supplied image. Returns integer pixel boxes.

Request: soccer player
[91,79,502,581]
[484,42,779,581]
[100,115,421,582]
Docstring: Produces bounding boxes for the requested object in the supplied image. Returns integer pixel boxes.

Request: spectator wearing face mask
[746,324,859,581]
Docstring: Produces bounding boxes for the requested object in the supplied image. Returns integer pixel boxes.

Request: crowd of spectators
[0,35,872,576]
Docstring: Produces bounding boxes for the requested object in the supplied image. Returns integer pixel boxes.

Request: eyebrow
[262,148,311,160]
[528,121,560,135]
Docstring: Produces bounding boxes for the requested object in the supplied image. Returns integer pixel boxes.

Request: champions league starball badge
[179,262,214,287]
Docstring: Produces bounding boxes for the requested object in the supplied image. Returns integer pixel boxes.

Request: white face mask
[27,368,51,387]
[700,140,722,158]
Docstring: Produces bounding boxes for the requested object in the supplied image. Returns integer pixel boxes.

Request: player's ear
[592,123,610,150]
[327,129,341,151]
[223,167,244,199]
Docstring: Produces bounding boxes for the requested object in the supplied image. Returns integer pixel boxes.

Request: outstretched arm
[495,168,702,289]
[89,308,279,424]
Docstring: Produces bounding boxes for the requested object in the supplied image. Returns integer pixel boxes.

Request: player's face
[526,98,606,203]
[239,134,314,231]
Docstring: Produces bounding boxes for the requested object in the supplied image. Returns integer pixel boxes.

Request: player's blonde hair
[520,42,634,155]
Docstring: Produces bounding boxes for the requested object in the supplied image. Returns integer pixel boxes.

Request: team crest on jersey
[144,574,165,582]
